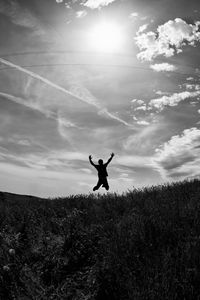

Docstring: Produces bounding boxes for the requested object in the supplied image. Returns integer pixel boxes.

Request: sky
[0,0,200,197]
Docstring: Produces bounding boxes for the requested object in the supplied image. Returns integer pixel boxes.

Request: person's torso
[96,164,108,177]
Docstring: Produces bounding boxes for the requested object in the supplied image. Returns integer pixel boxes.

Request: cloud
[140,16,148,21]
[0,147,88,171]
[149,90,200,111]
[0,0,44,34]
[68,81,100,107]
[137,120,150,125]
[80,168,92,174]
[0,58,97,107]
[134,105,147,111]
[0,91,77,147]
[154,127,200,179]
[69,80,131,126]
[184,83,200,91]
[79,181,92,187]
[137,24,149,34]
[76,10,87,18]
[0,160,93,197]
[185,84,196,90]
[129,12,139,19]
[83,0,116,9]
[118,173,133,183]
[155,90,170,96]
[0,91,56,119]
[116,155,152,168]
[98,108,131,127]
[131,99,144,105]
[57,114,77,144]
[7,137,31,147]
[0,58,130,127]
[150,63,177,72]
[135,18,200,61]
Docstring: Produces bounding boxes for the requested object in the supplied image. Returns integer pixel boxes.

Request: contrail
[0,92,76,148]
[0,57,98,106]
[98,108,131,127]
[0,91,57,120]
[0,57,131,127]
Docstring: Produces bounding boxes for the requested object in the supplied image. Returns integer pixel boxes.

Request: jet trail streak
[0,57,131,127]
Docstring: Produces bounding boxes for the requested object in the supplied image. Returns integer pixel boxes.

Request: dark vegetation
[0,179,200,299]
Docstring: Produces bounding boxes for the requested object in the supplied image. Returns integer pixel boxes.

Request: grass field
[0,179,200,299]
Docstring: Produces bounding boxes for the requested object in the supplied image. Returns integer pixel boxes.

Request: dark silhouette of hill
[0,191,44,203]
[0,179,200,299]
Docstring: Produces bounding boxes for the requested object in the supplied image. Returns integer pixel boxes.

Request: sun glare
[89,21,124,53]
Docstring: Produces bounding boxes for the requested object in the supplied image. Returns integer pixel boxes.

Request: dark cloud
[159,153,195,171]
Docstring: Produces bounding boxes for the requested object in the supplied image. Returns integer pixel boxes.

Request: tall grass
[0,179,200,299]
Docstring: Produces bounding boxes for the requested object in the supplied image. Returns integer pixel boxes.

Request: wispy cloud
[0,160,92,197]
[154,127,200,179]
[83,0,116,9]
[149,90,200,111]
[116,155,153,168]
[136,120,150,126]
[0,91,56,119]
[98,108,131,126]
[0,58,130,127]
[123,123,163,153]
[0,58,97,107]
[150,63,177,72]
[137,23,149,34]
[79,181,92,187]
[118,172,133,183]
[0,91,77,147]
[0,147,88,171]
[0,0,44,34]
[155,91,170,96]
[135,18,200,61]
[131,99,145,105]
[57,114,77,145]
[76,10,87,18]
[7,137,31,147]
[129,12,139,19]
[134,105,147,111]
[80,168,92,174]
[131,88,200,114]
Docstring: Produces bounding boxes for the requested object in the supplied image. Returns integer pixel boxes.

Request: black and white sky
[0,0,200,197]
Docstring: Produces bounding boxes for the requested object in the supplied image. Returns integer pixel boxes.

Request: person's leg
[102,178,109,191]
[93,178,102,191]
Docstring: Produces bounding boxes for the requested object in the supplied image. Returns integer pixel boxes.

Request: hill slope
[0,179,200,299]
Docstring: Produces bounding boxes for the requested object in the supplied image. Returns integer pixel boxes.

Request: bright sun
[89,22,124,53]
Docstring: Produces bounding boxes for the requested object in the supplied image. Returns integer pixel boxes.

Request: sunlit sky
[0,0,200,197]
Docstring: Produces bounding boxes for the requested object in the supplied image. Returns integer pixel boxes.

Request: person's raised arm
[89,155,95,167]
[105,152,114,165]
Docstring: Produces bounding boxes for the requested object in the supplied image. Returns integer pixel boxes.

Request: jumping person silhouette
[89,153,114,191]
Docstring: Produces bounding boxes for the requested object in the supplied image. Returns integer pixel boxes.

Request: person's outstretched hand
[89,155,92,160]
[111,152,114,157]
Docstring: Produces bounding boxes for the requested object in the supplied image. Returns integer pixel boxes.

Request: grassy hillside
[0,179,200,299]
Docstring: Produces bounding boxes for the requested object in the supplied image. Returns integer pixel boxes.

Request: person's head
[98,159,103,165]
